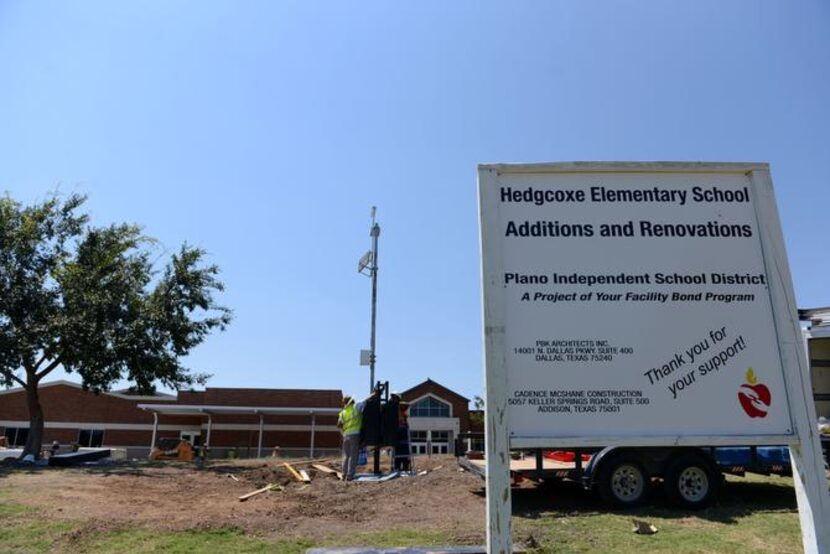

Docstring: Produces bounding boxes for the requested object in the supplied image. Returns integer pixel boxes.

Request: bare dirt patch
[0,455,486,543]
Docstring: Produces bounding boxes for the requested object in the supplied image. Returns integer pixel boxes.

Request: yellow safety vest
[339,401,362,436]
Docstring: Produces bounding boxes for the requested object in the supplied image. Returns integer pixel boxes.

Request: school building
[0,377,475,458]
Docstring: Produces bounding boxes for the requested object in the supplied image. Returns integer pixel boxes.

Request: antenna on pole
[358,207,381,394]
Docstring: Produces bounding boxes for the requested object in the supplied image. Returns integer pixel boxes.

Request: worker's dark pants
[342,434,360,479]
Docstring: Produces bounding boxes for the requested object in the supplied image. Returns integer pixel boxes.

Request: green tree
[0,194,231,459]
[473,395,484,410]
[470,395,485,428]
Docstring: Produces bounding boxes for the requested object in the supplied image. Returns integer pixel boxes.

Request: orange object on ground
[149,439,195,461]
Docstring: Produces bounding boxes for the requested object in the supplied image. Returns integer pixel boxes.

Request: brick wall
[0,384,159,424]
[0,382,343,456]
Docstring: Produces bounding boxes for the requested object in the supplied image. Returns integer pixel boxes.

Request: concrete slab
[351,471,401,482]
[0,449,23,460]
[306,546,487,554]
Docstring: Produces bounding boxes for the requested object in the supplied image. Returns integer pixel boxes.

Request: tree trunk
[21,384,45,459]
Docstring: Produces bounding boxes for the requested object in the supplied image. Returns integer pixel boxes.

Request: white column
[310,414,316,458]
[205,414,212,449]
[750,168,830,554]
[257,413,264,458]
[149,412,158,454]
[480,166,513,554]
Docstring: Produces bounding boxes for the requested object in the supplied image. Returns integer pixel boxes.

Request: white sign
[478,162,829,554]
[484,165,792,443]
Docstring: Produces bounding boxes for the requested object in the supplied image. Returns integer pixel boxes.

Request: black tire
[663,453,720,509]
[596,454,649,508]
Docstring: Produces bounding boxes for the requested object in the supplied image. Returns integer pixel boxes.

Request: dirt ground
[0,455,487,543]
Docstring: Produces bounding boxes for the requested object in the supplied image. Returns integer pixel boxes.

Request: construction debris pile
[233,457,447,504]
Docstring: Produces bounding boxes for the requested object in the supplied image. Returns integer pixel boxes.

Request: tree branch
[33,353,48,371]
[1,369,26,388]
[35,359,61,382]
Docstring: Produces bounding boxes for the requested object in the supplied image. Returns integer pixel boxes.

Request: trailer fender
[583,446,620,486]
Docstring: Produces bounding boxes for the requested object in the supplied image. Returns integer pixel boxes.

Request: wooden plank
[468,457,576,472]
[298,469,312,483]
[286,456,338,467]
[312,463,337,474]
[238,483,281,501]
[283,462,305,482]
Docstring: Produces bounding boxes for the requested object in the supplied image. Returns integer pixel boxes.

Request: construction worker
[393,400,411,471]
[337,391,377,481]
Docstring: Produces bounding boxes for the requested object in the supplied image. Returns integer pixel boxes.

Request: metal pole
[369,217,380,393]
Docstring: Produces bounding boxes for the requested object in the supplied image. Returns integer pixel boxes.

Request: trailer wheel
[597,454,648,507]
[663,454,719,509]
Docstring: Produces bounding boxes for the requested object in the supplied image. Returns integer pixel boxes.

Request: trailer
[457,308,830,510]
[802,307,830,464]
[458,444,792,509]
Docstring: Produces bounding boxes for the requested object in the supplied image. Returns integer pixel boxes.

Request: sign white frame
[478,162,830,554]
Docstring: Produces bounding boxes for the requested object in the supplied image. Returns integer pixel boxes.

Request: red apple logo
[738,368,771,418]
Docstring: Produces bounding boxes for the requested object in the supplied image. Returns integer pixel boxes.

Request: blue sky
[0,1,828,400]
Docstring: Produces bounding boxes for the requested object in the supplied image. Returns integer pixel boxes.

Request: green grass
[512,474,803,553]
[0,521,452,554]
[83,528,312,554]
[0,515,78,553]
[80,528,452,554]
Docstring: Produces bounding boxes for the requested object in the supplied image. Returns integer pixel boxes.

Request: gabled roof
[400,378,469,402]
[0,379,177,401]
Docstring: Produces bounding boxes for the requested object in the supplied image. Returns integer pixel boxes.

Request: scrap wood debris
[632,519,658,535]
[283,462,311,483]
[238,483,284,502]
[282,462,303,482]
[287,456,337,468]
[227,473,240,482]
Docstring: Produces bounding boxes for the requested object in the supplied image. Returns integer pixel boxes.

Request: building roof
[800,307,830,322]
[0,380,177,401]
[400,378,470,402]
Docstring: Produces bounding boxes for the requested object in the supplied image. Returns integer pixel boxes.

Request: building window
[409,430,451,455]
[4,427,29,447]
[431,431,450,442]
[409,396,450,418]
[78,429,104,448]
[430,430,451,454]
[469,437,485,452]
[180,431,202,446]
[410,430,428,455]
